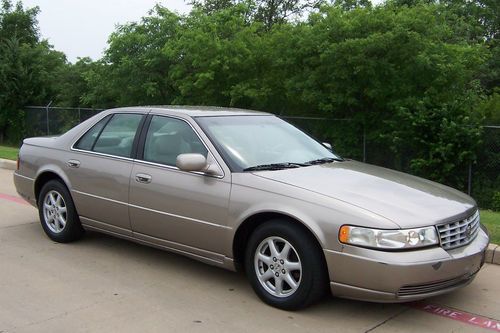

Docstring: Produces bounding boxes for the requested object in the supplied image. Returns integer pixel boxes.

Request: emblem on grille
[465,224,472,239]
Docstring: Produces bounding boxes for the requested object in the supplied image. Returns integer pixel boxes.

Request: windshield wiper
[243,162,310,172]
[305,157,342,165]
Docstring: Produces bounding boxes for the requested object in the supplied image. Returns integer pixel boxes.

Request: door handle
[67,160,80,168]
[135,173,152,184]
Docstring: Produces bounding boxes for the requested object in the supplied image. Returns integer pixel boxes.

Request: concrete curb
[0,158,16,171]
[0,158,498,265]
[485,243,499,265]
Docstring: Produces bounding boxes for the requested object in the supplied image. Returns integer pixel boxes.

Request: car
[14,106,489,310]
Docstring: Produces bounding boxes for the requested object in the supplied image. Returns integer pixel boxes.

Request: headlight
[338,225,439,250]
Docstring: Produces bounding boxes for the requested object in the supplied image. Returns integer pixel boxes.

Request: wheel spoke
[267,239,279,258]
[280,243,291,258]
[285,260,301,272]
[49,193,57,205]
[58,207,67,214]
[52,218,59,231]
[275,277,283,295]
[44,202,52,210]
[257,252,272,265]
[261,269,274,282]
[55,194,62,206]
[58,215,66,227]
[284,273,298,290]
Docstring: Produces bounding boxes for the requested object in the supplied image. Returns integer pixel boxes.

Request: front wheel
[245,220,328,310]
[38,180,84,243]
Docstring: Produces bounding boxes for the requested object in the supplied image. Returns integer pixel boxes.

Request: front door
[129,115,231,256]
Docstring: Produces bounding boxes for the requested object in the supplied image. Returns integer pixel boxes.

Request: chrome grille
[436,210,480,250]
[397,273,475,297]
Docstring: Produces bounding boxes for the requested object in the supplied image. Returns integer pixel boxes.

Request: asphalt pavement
[0,168,498,333]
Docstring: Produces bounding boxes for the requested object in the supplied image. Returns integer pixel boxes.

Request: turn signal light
[339,225,350,243]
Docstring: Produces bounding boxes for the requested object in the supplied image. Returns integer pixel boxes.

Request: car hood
[251,160,476,228]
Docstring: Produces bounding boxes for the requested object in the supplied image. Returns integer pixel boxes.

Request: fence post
[363,124,366,162]
[45,100,52,135]
[467,161,472,195]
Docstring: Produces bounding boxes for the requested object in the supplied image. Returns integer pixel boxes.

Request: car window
[143,116,208,167]
[74,115,111,151]
[93,114,143,158]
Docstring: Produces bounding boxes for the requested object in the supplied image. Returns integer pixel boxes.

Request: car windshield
[196,115,341,171]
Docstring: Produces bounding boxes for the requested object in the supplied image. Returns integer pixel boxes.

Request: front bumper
[325,226,489,302]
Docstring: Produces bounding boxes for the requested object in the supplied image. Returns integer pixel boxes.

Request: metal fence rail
[21,106,500,210]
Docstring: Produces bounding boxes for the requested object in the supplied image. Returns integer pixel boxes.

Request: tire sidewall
[245,220,327,310]
[38,180,82,242]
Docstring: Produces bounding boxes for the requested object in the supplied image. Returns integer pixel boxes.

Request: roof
[108,105,271,117]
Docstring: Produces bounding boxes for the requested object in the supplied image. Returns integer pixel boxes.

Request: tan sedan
[14,106,489,310]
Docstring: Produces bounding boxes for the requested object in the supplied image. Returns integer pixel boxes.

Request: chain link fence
[20,106,500,210]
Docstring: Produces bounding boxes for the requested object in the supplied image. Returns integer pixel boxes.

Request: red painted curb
[0,193,30,206]
[410,302,500,332]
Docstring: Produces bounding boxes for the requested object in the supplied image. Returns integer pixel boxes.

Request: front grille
[397,273,475,297]
[436,210,480,250]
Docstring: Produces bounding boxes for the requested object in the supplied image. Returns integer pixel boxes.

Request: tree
[0,0,66,143]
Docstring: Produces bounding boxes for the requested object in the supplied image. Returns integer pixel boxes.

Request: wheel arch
[34,168,71,203]
[232,211,326,271]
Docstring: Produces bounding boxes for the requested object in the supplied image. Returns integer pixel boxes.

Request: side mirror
[176,153,223,177]
[176,153,207,172]
[322,142,333,151]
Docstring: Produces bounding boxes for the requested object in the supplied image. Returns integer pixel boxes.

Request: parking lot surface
[0,168,499,333]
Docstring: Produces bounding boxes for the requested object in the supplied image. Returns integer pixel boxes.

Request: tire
[245,219,328,310]
[38,180,84,243]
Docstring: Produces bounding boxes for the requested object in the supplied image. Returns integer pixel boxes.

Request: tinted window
[93,114,143,158]
[74,115,110,151]
[143,116,208,166]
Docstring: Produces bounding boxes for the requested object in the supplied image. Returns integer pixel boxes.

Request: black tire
[245,219,328,310]
[38,180,84,243]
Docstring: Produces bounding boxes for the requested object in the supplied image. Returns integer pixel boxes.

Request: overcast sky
[21,0,192,62]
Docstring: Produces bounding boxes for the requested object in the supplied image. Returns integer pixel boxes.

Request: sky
[21,0,192,62]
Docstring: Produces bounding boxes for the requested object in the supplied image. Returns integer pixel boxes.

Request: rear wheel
[38,180,84,242]
[245,220,328,310]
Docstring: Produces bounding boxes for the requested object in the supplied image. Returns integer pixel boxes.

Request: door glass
[93,114,143,158]
[143,116,208,166]
[74,115,110,151]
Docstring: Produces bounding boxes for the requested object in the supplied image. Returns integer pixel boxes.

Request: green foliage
[0,0,499,207]
[0,0,67,143]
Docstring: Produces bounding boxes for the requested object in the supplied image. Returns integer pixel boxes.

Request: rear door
[128,114,231,257]
[66,112,145,233]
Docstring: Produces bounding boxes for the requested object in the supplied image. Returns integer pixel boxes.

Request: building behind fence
[22,106,500,210]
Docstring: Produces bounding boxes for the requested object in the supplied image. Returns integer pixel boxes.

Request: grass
[481,210,500,245]
[0,145,18,161]
[0,143,499,242]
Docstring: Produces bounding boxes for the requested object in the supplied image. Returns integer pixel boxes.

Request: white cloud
[21,0,191,62]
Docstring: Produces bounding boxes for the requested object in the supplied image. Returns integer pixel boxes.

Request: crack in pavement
[365,307,410,333]
[0,222,37,230]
